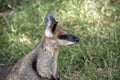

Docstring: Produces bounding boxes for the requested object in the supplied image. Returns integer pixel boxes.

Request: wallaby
[4,12,79,80]
[0,64,12,80]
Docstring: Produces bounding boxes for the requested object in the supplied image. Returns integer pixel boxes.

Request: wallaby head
[44,12,79,46]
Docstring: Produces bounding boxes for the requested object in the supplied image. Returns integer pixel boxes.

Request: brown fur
[4,30,68,80]
[0,64,12,80]
[5,35,59,80]
[3,12,79,80]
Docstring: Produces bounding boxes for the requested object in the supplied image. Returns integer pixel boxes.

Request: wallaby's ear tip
[45,12,53,16]
[44,12,56,26]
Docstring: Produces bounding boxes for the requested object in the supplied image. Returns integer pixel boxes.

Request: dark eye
[58,35,68,40]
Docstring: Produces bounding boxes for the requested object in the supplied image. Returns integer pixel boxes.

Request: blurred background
[0,0,120,80]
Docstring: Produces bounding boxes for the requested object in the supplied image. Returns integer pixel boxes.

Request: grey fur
[1,12,79,80]
[4,36,59,80]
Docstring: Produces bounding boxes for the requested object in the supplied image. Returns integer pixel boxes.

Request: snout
[58,34,79,45]
[67,34,79,44]
[73,36,79,44]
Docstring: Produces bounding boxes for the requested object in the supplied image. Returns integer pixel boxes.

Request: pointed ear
[44,12,58,37]
[51,21,58,33]
[44,12,56,27]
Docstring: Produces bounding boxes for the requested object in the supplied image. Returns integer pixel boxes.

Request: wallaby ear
[44,12,56,26]
[44,12,58,37]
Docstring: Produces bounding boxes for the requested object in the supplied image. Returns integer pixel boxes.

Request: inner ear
[51,21,58,33]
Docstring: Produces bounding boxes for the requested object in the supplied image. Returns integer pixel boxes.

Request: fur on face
[44,12,79,46]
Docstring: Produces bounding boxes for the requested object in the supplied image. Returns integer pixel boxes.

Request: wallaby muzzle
[58,34,79,44]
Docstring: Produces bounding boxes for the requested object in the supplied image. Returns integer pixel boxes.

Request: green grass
[0,0,120,80]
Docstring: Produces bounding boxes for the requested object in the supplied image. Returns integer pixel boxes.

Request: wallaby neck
[33,36,59,54]
[31,36,59,78]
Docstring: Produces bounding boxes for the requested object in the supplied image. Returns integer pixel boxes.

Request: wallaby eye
[58,34,68,40]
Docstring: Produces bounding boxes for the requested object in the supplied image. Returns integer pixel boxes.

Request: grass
[0,0,120,80]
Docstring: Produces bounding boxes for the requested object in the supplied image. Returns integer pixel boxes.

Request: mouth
[74,37,79,43]
[68,41,79,46]
[69,37,79,45]
[70,39,79,45]
[74,41,79,44]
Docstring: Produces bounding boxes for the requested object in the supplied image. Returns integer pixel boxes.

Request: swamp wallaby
[4,12,79,80]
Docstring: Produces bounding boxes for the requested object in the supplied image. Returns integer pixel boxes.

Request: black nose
[75,37,79,43]
[74,37,79,43]
[70,34,79,43]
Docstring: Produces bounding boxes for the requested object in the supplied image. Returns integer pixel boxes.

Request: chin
[68,42,77,46]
